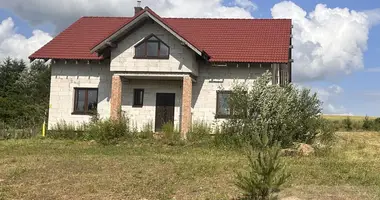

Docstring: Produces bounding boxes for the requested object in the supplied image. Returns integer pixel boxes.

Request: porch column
[181,75,192,139]
[110,75,122,121]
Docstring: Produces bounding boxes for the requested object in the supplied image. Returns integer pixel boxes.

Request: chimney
[134,1,143,15]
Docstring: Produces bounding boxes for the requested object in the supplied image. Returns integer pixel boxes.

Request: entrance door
[155,93,175,132]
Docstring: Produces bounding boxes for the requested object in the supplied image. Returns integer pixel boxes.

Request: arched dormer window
[134,34,170,59]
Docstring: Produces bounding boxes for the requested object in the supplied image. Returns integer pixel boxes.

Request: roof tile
[29,11,291,63]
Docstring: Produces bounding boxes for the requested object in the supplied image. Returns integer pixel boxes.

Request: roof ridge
[80,16,290,20]
[163,17,283,20]
[82,16,132,19]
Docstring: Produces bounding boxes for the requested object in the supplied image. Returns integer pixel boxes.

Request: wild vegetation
[323,115,380,132]
[1,57,380,199]
[0,58,50,139]
[1,132,379,200]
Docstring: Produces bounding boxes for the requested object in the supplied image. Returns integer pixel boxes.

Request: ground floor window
[133,89,144,107]
[73,88,98,114]
[216,90,232,118]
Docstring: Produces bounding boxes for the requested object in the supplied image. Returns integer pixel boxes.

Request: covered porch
[110,72,194,139]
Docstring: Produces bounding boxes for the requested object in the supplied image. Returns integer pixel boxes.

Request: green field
[1,132,380,200]
[322,115,377,121]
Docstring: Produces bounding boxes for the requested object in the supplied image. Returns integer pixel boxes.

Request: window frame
[133,88,144,107]
[133,34,170,59]
[72,88,98,115]
[215,90,232,119]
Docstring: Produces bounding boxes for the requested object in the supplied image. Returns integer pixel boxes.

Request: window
[133,89,144,107]
[73,88,98,115]
[134,34,170,59]
[216,91,232,118]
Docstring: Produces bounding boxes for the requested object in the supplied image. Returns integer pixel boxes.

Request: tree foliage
[0,57,50,128]
[226,71,323,147]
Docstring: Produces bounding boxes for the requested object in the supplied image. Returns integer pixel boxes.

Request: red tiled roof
[30,17,132,60]
[29,9,291,63]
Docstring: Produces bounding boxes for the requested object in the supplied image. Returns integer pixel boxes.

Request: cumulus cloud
[0,0,254,33]
[271,1,379,82]
[306,84,348,114]
[364,8,380,26]
[0,18,52,61]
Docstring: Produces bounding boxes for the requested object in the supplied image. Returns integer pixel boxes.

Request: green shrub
[371,118,380,131]
[362,116,372,130]
[49,121,86,140]
[188,120,212,142]
[0,128,40,140]
[139,121,154,139]
[87,116,130,145]
[235,130,289,200]
[211,123,242,148]
[227,72,324,148]
[161,122,181,145]
[342,117,353,131]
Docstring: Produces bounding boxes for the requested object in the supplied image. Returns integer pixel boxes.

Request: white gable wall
[110,21,199,76]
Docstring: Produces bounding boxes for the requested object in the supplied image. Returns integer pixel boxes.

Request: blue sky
[0,0,380,116]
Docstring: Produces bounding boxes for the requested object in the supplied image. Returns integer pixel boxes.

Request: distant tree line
[0,57,51,128]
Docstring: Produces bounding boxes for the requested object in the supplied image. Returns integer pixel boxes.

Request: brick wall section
[110,75,122,120]
[181,75,192,139]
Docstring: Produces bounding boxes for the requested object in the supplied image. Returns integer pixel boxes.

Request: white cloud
[328,84,343,94]
[271,1,380,82]
[304,84,348,114]
[364,8,380,26]
[0,18,52,61]
[0,0,254,32]
[234,0,258,11]
[325,104,347,114]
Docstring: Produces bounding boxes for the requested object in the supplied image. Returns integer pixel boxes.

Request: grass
[322,115,377,121]
[1,132,380,199]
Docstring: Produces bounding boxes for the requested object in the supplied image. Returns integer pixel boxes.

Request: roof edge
[90,7,204,57]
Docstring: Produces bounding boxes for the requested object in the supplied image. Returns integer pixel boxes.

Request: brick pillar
[181,75,192,139]
[110,75,122,121]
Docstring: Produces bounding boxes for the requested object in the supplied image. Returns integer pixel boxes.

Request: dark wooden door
[155,93,175,132]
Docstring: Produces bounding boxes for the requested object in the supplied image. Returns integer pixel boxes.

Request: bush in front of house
[187,120,212,142]
[49,121,87,140]
[160,122,183,145]
[86,115,130,145]
[226,71,326,148]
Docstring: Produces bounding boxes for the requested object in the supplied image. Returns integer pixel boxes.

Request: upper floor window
[134,34,170,59]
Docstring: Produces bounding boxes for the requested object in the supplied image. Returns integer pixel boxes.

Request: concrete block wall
[121,79,182,131]
[110,21,199,76]
[48,61,112,128]
[192,63,271,128]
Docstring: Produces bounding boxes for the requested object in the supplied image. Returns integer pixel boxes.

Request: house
[29,5,292,139]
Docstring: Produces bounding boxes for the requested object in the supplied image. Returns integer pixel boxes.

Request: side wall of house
[48,61,112,128]
[192,63,271,128]
[110,21,199,76]
[121,79,182,131]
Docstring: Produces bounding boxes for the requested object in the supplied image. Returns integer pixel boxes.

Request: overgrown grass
[1,132,379,199]
[323,115,380,132]
[322,115,377,121]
